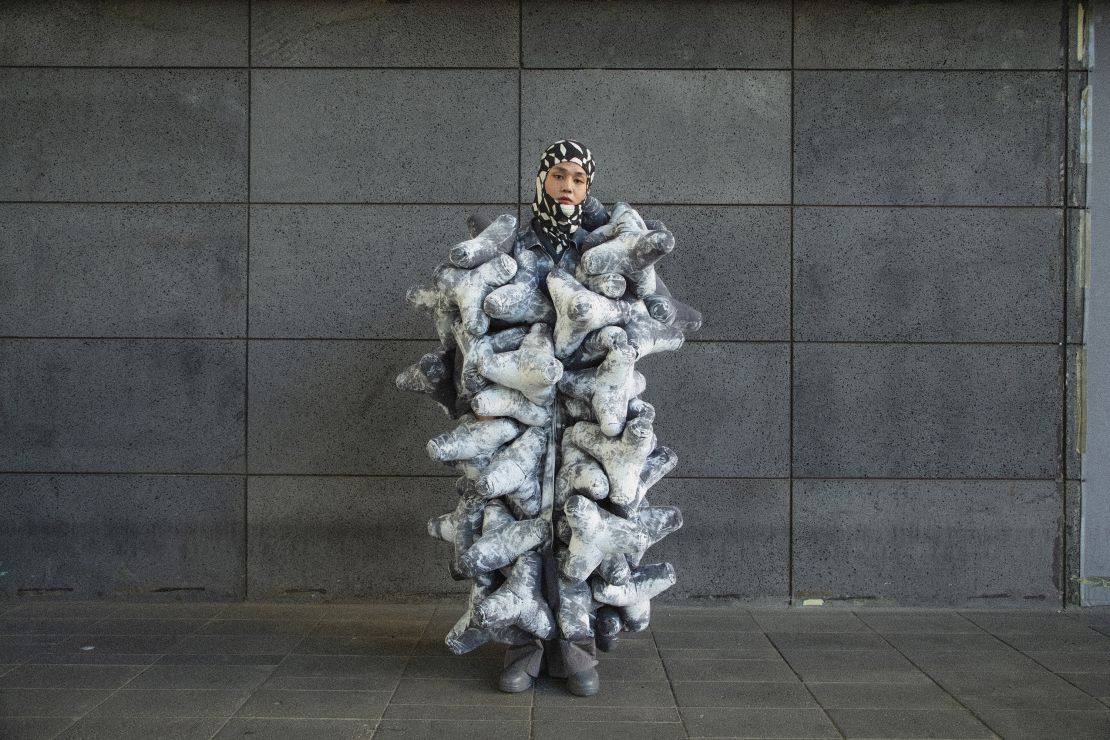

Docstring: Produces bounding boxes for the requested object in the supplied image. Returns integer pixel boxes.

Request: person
[494,140,606,697]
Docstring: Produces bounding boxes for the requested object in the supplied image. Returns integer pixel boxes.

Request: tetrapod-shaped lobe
[477,426,547,503]
[459,518,550,578]
[426,477,472,543]
[591,562,676,606]
[427,415,523,463]
[547,268,630,358]
[483,249,556,325]
[575,262,627,300]
[471,385,551,427]
[448,214,517,268]
[627,506,684,567]
[643,274,703,333]
[453,323,528,397]
[554,442,609,508]
[565,417,656,506]
[395,348,458,417]
[560,495,649,582]
[610,444,679,518]
[434,253,517,335]
[405,283,458,349]
[557,576,594,642]
[449,487,487,581]
[624,300,685,358]
[473,551,555,639]
[580,203,675,279]
[595,605,622,652]
[563,341,641,437]
[477,323,564,406]
[617,600,652,632]
[446,572,533,654]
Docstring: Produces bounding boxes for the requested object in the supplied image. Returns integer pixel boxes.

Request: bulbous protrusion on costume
[477,323,563,406]
[580,203,673,298]
[625,300,685,358]
[448,214,517,269]
[459,518,551,578]
[483,250,557,325]
[597,554,632,586]
[560,495,649,582]
[554,442,609,508]
[471,385,551,427]
[595,605,623,652]
[610,443,678,518]
[446,572,533,655]
[557,576,594,642]
[427,415,523,463]
[559,341,641,437]
[449,488,487,581]
[434,253,518,336]
[395,349,458,417]
[547,268,631,358]
[644,274,703,333]
[565,417,656,506]
[476,426,547,501]
[591,562,676,606]
[575,262,627,300]
[453,324,528,397]
[627,505,684,566]
[618,600,652,632]
[473,551,555,640]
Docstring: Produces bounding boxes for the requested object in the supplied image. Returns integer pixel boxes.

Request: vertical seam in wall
[518,2,523,211]
[244,0,252,600]
[1060,0,1071,609]
[788,0,796,606]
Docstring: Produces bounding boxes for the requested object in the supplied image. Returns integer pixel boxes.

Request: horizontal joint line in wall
[0,201,1069,209]
[0,65,1070,72]
[0,337,1064,346]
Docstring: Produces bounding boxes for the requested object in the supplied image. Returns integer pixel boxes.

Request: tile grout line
[1059,0,1072,612]
[0,200,1075,208]
[243,0,254,607]
[787,0,796,608]
[648,627,692,739]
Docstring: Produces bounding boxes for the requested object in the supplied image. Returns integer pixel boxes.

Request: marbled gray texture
[248,340,451,476]
[250,205,514,339]
[1070,72,1090,209]
[649,479,789,602]
[521,71,790,204]
[793,343,1061,479]
[642,342,790,478]
[1068,344,1083,481]
[793,480,1062,607]
[0,474,244,599]
[0,69,247,202]
[794,71,1065,206]
[522,0,789,69]
[247,476,465,600]
[1068,208,1088,344]
[1066,481,1081,606]
[252,0,518,68]
[0,0,248,66]
[0,340,245,473]
[251,70,518,203]
[646,207,789,341]
[0,205,246,338]
[793,207,1063,342]
[794,1,1064,70]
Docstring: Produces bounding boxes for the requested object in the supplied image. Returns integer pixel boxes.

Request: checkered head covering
[531,139,596,253]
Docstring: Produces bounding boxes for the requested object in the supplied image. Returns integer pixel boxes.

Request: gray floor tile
[0,716,76,739]
[959,611,1095,635]
[931,669,1105,711]
[52,634,186,653]
[680,706,839,738]
[84,689,251,718]
[199,619,318,636]
[665,658,797,683]
[1000,630,1110,651]
[156,653,286,666]
[102,603,229,620]
[124,664,275,690]
[0,619,100,635]
[784,650,928,684]
[673,680,816,708]
[806,681,960,709]
[260,675,392,692]
[910,649,1044,674]
[826,708,994,738]
[309,619,426,639]
[170,634,304,655]
[372,719,529,739]
[1059,672,1110,699]
[534,721,686,739]
[294,635,419,657]
[3,603,124,619]
[234,689,389,719]
[384,704,532,720]
[750,611,870,633]
[322,604,435,621]
[1027,650,1110,673]
[401,655,501,680]
[0,688,112,717]
[30,652,161,666]
[213,717,376,739]
[768,632,891,651]
[974,708,1110,739]
[85,618,206,635]
[54,716,226,740]
[0,645,44,664]
[532,705,681,722]
[597,656,669,681]
[216,603,338,620]
[660,647,782,661]
[654,631,777,652]
[269,655,406,691]
[881,632,1010,654]
[389,678,531,706]
[854,611,983,634]
[650,608,761,632]
[534,677,675,707]
[0,663,145,689]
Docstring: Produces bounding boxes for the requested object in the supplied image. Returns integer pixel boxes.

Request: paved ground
[0,601,1108,739]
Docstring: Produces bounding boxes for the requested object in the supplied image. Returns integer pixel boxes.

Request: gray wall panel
[250,70,518,203]
[248,340,452,476]
[640,342,790,478]
[794,207,1063,342]
[252,0,518,68]
[1067,480,1081,606]
[1070,71,1090,208]
[250,204,514,339]
[649,478,789,602]
[1068,344,1083,481]
[793,344,1061,479]
[793,480,1061,607]
[644,206,790,341]
[0,474,244,599]
[0,0,248,66]
[0,340,245,473]
[1069,208,1088,344]
[795,71,1065,206]
[522,0,790,69]
[0,69,248,202]
[794,1,1064,70]
[247,476,465,600]
[0,204,246,338]
[521,70,790,204]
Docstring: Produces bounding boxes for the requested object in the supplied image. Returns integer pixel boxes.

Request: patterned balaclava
[531,139,596,254]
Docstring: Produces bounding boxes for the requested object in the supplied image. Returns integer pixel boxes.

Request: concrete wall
[0,1,1086,606]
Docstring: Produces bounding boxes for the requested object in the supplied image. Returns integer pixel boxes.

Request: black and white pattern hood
[531,140,596,254]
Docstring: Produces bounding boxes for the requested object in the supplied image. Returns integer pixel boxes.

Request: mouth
[558,197,573,204]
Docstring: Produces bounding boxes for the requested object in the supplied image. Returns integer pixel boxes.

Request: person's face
[543,162,589,206]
